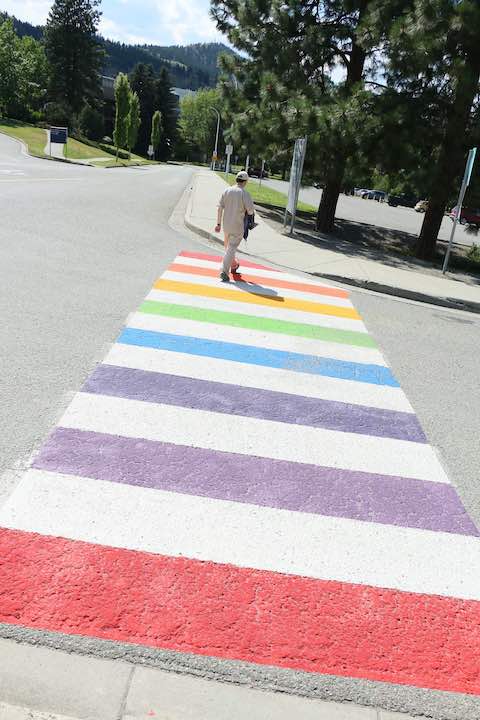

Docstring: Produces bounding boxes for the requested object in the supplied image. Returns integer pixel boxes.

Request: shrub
[466,243,480,264]
[99,142,130,160]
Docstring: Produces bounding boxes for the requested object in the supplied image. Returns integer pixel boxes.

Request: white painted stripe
[2,469,477,600]
[105,344,413,413]
[162,270,354,308]
[61,393,448,483]
[128,312,387,367]
[146,290,368,334]
[174,254,341,289]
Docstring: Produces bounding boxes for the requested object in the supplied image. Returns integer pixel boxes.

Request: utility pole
[210,107,221,171]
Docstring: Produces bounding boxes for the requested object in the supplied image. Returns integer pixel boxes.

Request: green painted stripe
[138,301,377,349]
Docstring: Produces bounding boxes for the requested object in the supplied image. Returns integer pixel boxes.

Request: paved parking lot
[263,178,477,247]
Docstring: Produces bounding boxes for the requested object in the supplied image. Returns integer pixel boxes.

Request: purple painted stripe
[33,428,479,536]
[82,364,426,443]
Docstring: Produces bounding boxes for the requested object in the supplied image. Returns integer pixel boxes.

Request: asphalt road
[0,132,196,482]
[1,133,480,719]
[262,177,477,247]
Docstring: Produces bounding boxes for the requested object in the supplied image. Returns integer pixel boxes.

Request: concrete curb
[184,175,480,315]
[314,274,480,315]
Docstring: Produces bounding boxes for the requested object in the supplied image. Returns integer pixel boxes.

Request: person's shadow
[231,271,285,302]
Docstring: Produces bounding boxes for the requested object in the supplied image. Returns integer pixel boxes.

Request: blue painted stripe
[118,328,399,387]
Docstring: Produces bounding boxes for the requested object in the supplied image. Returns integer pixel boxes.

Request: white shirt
[219,185,255,235]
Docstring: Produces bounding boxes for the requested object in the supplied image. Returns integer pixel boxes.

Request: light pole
[210,107,221,171]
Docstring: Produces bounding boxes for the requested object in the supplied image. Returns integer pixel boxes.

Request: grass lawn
[219,172,316,213]
[0,119,48,157]
[65,137,112,161]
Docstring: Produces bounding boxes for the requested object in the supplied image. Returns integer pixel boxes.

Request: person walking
[215,170,255,282]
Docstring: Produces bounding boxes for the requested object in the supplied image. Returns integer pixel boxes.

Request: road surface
[1,133,480,720]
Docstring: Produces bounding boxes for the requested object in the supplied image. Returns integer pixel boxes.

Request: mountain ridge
[0,12,232,89]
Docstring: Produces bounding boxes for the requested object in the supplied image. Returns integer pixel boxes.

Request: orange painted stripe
[1,527,479,695]
[168,262,350,300]
[153,279,361,320]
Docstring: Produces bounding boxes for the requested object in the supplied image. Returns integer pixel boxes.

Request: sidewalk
[185,171,480,313]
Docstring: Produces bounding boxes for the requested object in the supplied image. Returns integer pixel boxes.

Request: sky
[1,0,225,45]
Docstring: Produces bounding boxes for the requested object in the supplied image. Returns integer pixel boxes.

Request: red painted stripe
[1,527,479,695]
[168,263,350,300]
[179,250,280,272]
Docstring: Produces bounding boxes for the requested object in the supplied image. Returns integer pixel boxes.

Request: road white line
[146,290,369,334]
[60,393,448,483]
[105,344,413,412]
[1,469,478,600]
[127,312,387,366]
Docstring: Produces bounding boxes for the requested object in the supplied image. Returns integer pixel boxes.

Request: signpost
[442,147,477,274]
[49,127,68,157]
[225,143,233,180]
[284,137,308,235]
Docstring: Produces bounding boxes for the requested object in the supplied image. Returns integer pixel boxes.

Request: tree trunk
[416,51,480,260]
[316,158,347,232]
[316,2,368,233]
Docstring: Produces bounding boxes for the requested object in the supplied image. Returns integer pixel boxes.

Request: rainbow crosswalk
[1,250,479,698]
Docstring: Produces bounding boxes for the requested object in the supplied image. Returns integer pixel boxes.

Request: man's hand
[215,224,221,233]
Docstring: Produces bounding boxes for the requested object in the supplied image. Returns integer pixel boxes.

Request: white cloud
[2,0,226,47]
[99,16,149,45]
[1,0,51,24]
[152,0,223,45]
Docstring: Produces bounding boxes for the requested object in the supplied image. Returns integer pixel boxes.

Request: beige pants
[222,233,243,274]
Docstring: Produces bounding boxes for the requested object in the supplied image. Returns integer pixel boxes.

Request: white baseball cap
[236,170,249,182]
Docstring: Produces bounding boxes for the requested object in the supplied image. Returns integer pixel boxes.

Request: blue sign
[50,127,68,144]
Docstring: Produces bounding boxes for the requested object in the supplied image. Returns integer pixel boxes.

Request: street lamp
[210,107,221,171]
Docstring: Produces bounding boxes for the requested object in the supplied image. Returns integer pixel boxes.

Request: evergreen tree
[79,102,104,140]
[155,68,178,160]
[45,0,104,116]
[130,63,156,154]
[384,0,480,260]
[114,73,131,160]
[128,92,141,155]
[211,0,412,233]
[151,110,163,160]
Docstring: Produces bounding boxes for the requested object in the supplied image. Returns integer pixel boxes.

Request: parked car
[414,200,429,213]
[354,188,370,196]
[248,166,269,179]
[449,206,480,226]
[387,194,417,208]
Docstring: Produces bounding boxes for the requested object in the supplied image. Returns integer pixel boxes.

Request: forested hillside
[0,12,232,89]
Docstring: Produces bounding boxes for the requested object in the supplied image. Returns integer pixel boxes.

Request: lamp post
[210,107,221,171]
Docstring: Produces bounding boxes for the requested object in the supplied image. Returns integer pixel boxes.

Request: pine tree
[414,1,480,260]
[129,63,156,154]
[211,0,411,233]
[128,92,141,156]
[155,68,178,160]
[114,73,131,160]
[151,110,163,160]
[45,0,104,116]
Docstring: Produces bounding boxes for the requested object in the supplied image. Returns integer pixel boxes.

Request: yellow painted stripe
[153,279,362,320]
